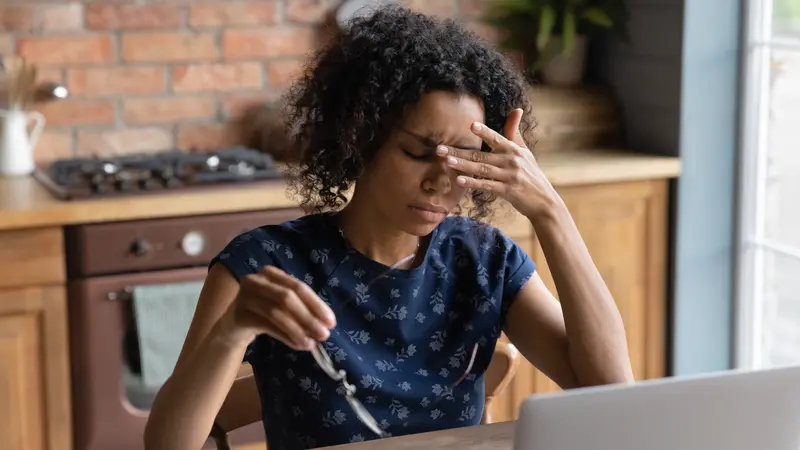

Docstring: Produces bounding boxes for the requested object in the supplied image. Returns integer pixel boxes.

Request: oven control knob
[181,231,205,257]
[130,238,152,257]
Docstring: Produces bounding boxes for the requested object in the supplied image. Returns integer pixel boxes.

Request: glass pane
[756,46,800,369]
[764,49,800,248]
[773,0,800,39]
[758,248,800,368]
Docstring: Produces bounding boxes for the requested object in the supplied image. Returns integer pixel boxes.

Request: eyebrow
[400,129,482,151]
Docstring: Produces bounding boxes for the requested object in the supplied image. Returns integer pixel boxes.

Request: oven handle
[107,286,133,301]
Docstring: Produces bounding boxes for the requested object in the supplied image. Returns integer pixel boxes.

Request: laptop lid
[513,365,800,450]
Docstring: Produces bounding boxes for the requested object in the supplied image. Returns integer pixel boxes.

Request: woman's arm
[505,198,634,389]
[436,110,633,389]
[144,264,253,450]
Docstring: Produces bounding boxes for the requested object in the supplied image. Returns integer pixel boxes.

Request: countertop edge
[0,150,681,231]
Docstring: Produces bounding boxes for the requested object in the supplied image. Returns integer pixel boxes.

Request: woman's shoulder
[436,215,509,250]
[229,212,331,245]
[434,214,535,282]
[212,213,332,279]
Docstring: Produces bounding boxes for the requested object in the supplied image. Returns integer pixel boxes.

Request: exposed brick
[406,0,457,18]
[0,4,83,32]
[189,2,278,27]
[457,0,489,18]
[172,62,262,92]
[223,28,316,59]
[86,4,183,30]
[177,122,238,150]
[35,129,73,165]
[122,32,218,63]
[221,91,282,118]
[39,99,115,127]
[67,67,166,96]
[266,59,305,87]
[17,35,114,66]
[37,68,64,84]
[123,96,217,124]
[77,127,174,156]
[284,0,341,24]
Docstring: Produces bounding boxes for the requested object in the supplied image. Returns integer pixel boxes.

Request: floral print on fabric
[211,213,535,450]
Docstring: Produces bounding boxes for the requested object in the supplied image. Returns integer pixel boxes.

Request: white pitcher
[0,109,45,176]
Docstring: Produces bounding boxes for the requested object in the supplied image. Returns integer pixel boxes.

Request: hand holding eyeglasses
[227,266,337,351]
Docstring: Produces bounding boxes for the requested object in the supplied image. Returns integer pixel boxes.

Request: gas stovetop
[34,146,283,200]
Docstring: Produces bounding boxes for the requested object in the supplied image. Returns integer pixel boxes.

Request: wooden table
[322,422,515,450]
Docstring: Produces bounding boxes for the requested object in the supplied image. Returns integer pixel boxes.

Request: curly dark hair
[283,5,534,220]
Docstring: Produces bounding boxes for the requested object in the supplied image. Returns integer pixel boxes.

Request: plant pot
[540,35,588,87]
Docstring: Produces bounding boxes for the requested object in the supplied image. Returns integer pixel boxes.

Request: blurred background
[0,1,797,450]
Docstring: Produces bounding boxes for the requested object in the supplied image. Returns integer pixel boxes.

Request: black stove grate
[34,146,284,200]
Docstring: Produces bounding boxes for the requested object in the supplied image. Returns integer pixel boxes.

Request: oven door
[69,267,262,450]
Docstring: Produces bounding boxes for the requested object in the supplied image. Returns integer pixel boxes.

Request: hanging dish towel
[132,281,204,389]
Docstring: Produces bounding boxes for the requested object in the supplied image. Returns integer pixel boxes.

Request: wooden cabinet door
[485,179,669,422]
[0,313,44,450]
[0,286,72,450]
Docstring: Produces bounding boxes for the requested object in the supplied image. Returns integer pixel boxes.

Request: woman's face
[356,90,486,236]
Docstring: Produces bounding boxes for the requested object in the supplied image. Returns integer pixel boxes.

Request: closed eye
[401,148,434,161]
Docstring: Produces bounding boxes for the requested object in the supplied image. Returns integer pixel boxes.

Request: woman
[144,6,633,450]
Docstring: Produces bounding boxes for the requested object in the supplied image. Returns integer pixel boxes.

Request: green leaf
[536,5,556,51]
[581,7,614,28]
[562,8,577,56]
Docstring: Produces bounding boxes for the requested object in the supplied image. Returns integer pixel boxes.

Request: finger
[239,277,313,350]
[251,270,331,342]
[455,175,507,193]
[435,144,507,167]
[262,266,337,328]
[261,306,316,351]
[437,146,510,181]
[470,122,520,154]
[503,108,526,147]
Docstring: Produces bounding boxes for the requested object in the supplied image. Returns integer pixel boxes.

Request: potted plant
[486,0,630,86]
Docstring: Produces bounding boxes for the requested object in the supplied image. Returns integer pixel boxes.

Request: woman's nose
[421,162,453,194]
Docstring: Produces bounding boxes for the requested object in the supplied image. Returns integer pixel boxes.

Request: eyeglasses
[311,340,479,438]
[311,342,389,438]
[307,219,481,438]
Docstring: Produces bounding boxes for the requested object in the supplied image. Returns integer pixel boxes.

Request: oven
[66,207,303,450]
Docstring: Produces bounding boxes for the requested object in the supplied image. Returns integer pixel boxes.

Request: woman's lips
[409,205,447,222]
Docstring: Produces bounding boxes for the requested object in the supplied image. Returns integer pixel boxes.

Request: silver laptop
[513,364,800,450]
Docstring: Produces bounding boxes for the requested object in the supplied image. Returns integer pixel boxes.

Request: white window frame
[735,0,800,369]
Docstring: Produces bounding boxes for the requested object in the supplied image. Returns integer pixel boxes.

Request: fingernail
[325,310,337,327]
[471,122,482,132]
[316,324,330,340]
[303,337,315,349]
[447,156,458,165]
[457,176,467,185]
[436,145,448,155]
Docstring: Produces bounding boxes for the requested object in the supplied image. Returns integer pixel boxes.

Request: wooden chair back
[210,341,521,449]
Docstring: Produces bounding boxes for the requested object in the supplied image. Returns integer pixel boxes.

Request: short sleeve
[208,229,275,364]
[209,229,275,281]
[498,232,536,327]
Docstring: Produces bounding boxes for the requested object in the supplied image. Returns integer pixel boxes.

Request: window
[736,0,800,369]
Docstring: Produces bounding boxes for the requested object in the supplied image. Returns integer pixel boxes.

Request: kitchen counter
[0,149,681,231]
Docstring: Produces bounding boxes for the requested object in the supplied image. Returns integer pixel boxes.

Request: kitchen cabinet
[0,227,71,450]
[486,178,669,423]
[0,286,72,450]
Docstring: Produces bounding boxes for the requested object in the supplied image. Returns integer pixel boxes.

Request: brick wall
[0,1,492,165]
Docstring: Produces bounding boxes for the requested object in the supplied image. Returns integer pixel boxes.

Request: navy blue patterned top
[211,212,535,449]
